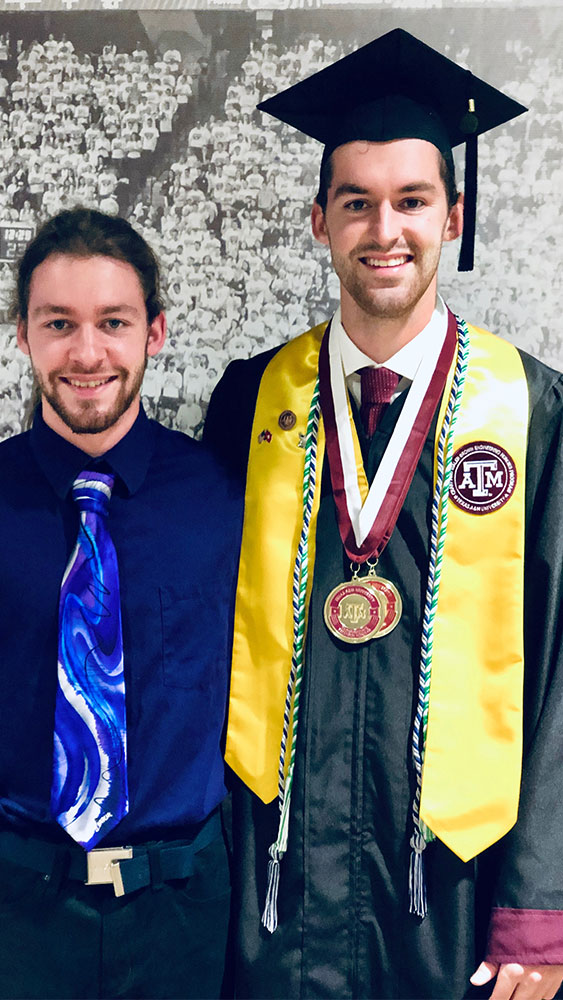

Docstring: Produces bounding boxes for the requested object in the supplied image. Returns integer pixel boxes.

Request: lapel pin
[278,410,297,430]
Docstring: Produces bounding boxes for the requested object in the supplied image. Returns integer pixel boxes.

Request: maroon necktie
[359,366,400,437]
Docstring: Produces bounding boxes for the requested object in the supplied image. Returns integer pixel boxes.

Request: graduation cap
[257,28,527,271]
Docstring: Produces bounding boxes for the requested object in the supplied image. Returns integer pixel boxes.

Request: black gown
[204,340,563,1000]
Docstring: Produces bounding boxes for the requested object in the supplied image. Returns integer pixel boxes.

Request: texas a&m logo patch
[449,441,517,514]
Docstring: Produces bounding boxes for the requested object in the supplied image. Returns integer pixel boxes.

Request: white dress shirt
[332,296,448,409]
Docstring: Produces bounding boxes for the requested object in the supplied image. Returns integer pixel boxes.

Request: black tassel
[458,86,479,273]
[458,131,478,272]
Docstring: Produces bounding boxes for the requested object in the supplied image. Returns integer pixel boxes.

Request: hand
[470,961,563,999]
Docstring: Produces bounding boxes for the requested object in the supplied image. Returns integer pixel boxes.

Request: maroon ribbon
[318,309,458,563]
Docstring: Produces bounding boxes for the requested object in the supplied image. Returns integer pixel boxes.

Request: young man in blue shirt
[0,207,241,999]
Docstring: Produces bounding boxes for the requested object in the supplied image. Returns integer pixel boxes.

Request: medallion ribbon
[319,309,457,562]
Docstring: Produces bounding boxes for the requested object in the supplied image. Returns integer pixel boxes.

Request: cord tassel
[409,830,428,918]
[261,846,282,933]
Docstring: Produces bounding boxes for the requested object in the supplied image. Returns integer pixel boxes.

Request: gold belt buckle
[86,847,133,896]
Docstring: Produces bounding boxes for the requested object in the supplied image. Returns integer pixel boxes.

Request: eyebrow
[399,182,438,194]
[31,303,141,318]
[332,180,439,200]
[98,304,141,316]
[332,183,369,200]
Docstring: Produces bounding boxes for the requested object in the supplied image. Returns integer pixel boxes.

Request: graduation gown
[204,336,563,1000]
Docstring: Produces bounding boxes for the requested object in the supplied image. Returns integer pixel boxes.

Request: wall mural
[0,2,561,439]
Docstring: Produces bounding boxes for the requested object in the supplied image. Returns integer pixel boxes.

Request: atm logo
[449,441,517,515]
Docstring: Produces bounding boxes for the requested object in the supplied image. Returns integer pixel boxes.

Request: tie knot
[360,366,400,406]
[72,470,115,516]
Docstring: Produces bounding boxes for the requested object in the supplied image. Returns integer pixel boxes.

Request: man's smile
[359,254,414,270]
[60,375,118,388]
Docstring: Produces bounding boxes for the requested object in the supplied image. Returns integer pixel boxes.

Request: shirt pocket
[159,585,228,691]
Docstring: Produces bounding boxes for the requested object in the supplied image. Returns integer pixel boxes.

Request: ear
[311,200,329,246]
[147,311,167,357]
[443,193,464,243]
[16,317,30,356]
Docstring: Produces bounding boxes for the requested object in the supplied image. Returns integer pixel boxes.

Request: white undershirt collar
[334,296,448,407]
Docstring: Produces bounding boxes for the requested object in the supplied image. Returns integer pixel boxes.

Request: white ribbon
[328,299,448,551]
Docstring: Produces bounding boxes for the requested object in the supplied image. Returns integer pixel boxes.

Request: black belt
[0,810,221,897]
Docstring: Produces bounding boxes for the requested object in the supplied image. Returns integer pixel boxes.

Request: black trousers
[0,830,230,1000]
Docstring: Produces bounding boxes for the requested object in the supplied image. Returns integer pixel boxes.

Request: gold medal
[364,570,402,637]
[324,580,388,644]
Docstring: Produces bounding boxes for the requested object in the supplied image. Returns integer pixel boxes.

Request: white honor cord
[329,301,448,550]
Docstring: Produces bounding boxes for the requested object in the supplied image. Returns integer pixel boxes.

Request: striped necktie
[51,471,128,849]
[359,366,400,437]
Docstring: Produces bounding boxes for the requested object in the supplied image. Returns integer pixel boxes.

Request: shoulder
[205,343,283,424]
[0,431,42,504]
[517,348,563,415]
[214,344,283,395]
[0,429,32,469]
[464,320,562,416]
[203,345,283,479]
[204,324,329,475]
[517,351,563,495]
[149,417,242,502]
[151,417,225,471]
[207,322,328,403]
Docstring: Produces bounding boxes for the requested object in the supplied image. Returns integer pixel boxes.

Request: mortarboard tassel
[458,96,479,272]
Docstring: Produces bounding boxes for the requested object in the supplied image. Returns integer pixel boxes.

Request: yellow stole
[226,320,528,862]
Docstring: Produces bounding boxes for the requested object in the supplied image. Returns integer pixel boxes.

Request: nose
[67,325,106,369]
[366,203,401,250]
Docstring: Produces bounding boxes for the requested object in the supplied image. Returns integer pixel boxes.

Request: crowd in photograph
[0,17,560,441]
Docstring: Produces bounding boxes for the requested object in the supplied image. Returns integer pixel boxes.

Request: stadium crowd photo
[0,5,561,439]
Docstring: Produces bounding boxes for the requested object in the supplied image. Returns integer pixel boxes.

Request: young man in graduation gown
[204,30,563,1000]
[0,207,241,999]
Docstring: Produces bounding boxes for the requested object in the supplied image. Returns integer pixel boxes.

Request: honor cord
[262,380,321,934]
[409,316,470,917]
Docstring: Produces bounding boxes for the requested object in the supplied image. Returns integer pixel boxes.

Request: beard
[32,357,147,435]
[331,240,443,321]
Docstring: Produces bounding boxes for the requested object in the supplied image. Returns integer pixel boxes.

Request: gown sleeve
[486,364,563,964]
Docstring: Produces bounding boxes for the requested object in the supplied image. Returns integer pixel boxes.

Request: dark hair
[315,146,458,212]
[15,206,164,322]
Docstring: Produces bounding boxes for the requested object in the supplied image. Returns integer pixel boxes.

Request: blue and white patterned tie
[51,470,128,849]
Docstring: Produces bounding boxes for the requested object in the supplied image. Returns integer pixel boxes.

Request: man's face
[311,139,462,329]
[17,253,166,449]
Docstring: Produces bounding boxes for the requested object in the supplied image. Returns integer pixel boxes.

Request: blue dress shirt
[0,407,242,845]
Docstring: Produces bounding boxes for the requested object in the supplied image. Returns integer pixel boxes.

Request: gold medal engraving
[324,582,387,644]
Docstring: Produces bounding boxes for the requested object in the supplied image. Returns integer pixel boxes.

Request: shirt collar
[335,295,448,381]
[30,404,156,500]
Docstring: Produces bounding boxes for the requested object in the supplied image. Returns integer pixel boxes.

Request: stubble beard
[332,242,443,321]
[33,356,148,435]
